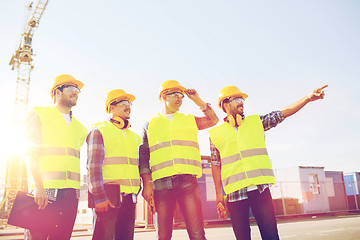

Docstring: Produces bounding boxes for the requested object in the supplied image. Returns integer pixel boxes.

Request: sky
[0,0,359,181]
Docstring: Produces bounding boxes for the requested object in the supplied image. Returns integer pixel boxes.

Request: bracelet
[199,103,210,111]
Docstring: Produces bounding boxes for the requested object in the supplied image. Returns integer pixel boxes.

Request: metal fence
[195,178,360,224]
[1,176,359,227]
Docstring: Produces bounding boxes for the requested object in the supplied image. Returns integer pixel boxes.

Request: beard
[61,97,77,108]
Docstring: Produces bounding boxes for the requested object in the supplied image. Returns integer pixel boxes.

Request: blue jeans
[92,194,136,240]
[24,188,78,240]
[227,188,279,240]
[154,174,206,240]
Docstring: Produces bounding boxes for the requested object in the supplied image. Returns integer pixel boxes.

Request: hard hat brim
[105,93,135,113]
[50,79,84,98]
[158,86,187,100]
[218,92,248,108]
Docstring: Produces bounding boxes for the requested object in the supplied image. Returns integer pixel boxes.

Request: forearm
[141,173,152,186]
[139,123,151,174]
[25,110,43,189]
[88,165,107,204]
[211,165,223,196]
[141,173,154,203]
[280,95,310,119]
[27,152,44,190]
[139,143,151,174]
[193,98,206,107]
[87,129,107,203]
[280,85,327,119]
[195,105,219,130]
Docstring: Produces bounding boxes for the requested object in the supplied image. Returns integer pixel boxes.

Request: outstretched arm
[281,85,328,119]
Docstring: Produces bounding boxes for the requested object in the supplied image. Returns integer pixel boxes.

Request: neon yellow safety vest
[147,112,202,181]
[33,106,88,190]
[209,115,275,195]
[94,121,141,194]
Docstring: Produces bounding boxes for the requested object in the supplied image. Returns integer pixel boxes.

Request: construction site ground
[0,211,359,240]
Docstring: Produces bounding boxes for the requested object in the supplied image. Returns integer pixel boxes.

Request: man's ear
[108,104,114,113]
[223,102,229,113]
[53,89,60,103]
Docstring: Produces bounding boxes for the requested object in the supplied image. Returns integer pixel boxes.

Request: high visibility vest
[147,112,202,181]
[209,115,275,195]
[94,121,141,194]
[32,106,88,190]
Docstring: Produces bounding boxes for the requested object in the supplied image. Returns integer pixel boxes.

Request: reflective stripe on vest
[209,115,276,194]
[41,147,80,158]
[104,157,138,166]
[42,171,81,182]
[94,121,141,194]
[151,158,202,172]
[221,148,268,166]
[32,106,87,190]
[150,140,199,153]
[222,168,275,187]
[147,112,202,181]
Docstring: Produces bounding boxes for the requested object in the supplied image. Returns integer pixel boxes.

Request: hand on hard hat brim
[185,89,198,97]
[185,89,205,103]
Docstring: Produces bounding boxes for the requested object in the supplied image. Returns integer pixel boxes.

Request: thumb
[108,201,116,208]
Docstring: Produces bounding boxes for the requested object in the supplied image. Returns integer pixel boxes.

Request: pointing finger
[318,85,328,90]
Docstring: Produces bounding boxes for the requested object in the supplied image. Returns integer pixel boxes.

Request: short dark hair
[53,85,66,98]
[221,98,230,112]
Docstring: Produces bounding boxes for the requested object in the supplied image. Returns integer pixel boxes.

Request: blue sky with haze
[0,0,359,176]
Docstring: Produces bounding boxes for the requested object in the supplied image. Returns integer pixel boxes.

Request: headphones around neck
[228,114,243,127]
[110,117,130,129]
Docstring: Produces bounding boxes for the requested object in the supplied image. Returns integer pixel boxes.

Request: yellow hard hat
[158,80,187,100]
[105,89,135,113]
[51,74,84,98]
[218,85,248,109]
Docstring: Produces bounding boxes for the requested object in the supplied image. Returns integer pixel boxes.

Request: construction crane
[0,0,49,223]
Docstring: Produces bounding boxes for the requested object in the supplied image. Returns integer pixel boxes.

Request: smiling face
[109,100,132,120]
[162,91,184,114]
[223,97,245,116]
[54,85,80,108]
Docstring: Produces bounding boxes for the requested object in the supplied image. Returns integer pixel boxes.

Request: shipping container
[272,166,330,214]
[324,171,348,211]
[344,172,360,195]
[344,172,360,210]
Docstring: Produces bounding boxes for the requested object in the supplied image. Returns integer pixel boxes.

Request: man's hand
[216,193,225,206]
[34,187,49,210]
[185,89,206,106]
[95,199,115,213]
[142,182,154,203]
[142,183,156,214]
[216,193,228,220]
[307,85,328,101]
[149,196,156,214]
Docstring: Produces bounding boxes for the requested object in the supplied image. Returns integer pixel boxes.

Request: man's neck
[162,107,177,115]
[55,103,71,114]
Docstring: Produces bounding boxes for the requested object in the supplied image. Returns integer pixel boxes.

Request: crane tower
[0,0,49,222]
